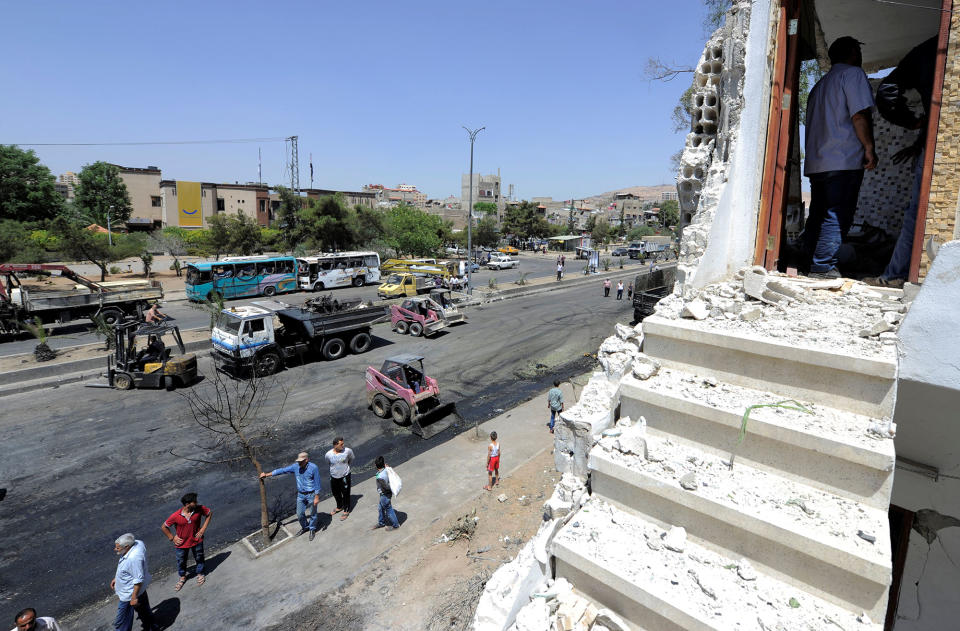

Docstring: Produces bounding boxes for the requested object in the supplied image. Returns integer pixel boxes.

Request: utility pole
[287,135,300,194]
[463,126,485,294]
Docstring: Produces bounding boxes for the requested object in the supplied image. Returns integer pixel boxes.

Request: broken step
[620,367,895,509]
[550,498,883,631]
[588,440,891,620]
[641,315,896,417]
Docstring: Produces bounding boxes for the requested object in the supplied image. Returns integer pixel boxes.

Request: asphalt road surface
[0,252,649,357]
[0,281,637,623]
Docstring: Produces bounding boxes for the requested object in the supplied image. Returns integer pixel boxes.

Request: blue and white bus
[185,255,300,301]
[297,251,381,292]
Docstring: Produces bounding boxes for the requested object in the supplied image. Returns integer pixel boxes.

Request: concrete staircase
[550,314,896,629]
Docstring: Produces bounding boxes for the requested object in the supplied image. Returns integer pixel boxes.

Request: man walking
[373,456,400,531]
[547,379,564,434]
[484,431,501,491]
[603,278,611,297]
[10,608,61,631]
[556,262,563,281]
[111,533,154,631]
[260,451,322,541]
[325,437,355,521]
[802,36,877,278]
[161,492,212,590]
[616,280,624,300]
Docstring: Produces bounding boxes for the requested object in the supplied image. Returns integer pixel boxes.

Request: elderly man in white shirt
[802,35,878,279]
[111,534,154,631]
[9,608,62,631]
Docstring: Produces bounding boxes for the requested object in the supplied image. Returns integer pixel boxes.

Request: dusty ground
[268,443,560,631]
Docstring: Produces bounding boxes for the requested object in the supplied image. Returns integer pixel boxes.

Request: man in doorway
[260,451,322,541]
[865,36,938,288]
[802,36,877,279]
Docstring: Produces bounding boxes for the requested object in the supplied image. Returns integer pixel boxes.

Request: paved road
[0,252,649,357]
[0,282,636,623]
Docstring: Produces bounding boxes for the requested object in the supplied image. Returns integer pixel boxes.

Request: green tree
[227,212,263,256]
[74,162,133,227]
[501,201,550,240]
[628,225,657,241]
[353,205,385,246]
[0,220,47,262]
[474,216,499,247]
[658,199,680,229]
[148,228,188,268]
[295,193,357,252]
[206,214,232,260]
[591,217,612,246]
[383,204,443,257]
[0,145,63,222]
[473,201,498,216]
[273,186,303,249]
[52,216,141,281]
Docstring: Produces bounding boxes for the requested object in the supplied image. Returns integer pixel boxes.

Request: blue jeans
[883,149,925,280]
[175,541,205,577]
[114,590,152,631]
[803,169,864,273]
[549,409,560,430]
[297,492,319,531]
[378,494,399,528]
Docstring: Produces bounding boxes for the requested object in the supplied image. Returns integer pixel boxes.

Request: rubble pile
[656,266,909,358]
[507,577,629,631]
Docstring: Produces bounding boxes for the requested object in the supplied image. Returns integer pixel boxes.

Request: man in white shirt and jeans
[111,533,154,631]
[802,36,878,279]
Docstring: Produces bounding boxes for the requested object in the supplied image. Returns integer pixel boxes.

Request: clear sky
[2,1,716,201]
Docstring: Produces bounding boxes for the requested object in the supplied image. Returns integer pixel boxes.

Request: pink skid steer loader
[365,354,456,438]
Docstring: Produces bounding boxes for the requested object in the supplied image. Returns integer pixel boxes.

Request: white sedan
[487,256,519,270]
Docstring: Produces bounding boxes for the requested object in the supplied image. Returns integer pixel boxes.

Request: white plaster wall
[692,0,773,288]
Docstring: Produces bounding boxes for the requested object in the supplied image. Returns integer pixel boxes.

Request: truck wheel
[371,394,390,418]
[391,400,411,426]
[113,373,133,390]
[99,308,124,326]
[164,375,176,391]
[409,322,424,337]
[255,351,281,376]
[395,320,409,335]
[322,337,346,360]
[353,275,365,287]
[313,282,325,292]
[263,286,277,297]
[350,332,372,354]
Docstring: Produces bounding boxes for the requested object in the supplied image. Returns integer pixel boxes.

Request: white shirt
[114,540,151,601]
[325,447,354,479]
[805,63,875,175]
[8,618,61,631]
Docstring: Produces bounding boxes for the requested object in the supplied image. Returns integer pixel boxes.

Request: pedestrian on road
[172,259,182,278]
[111,533,154,631]
[161,492,212,590]
[260,451,322,541]
[484,431,501,490]
[561,255,566,267]
[326,437,355,520]
[547,379,564,434]
[616,280,624,300]
[603,279,611,297]
[627,281,633,300]
[556,262,563,282]
[9,608,61,631]
[372,456,400,531]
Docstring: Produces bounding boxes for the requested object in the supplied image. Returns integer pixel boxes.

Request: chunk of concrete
[662,526,687,552]
[682,300,710,320]
[631,353,661,380]
[858,319,893,337]
[473,538,546,631]
[679,472,699,490]
[616,432,646,457]
[740,307,763,322]
[592,609,630,631]
[507,597,549,631]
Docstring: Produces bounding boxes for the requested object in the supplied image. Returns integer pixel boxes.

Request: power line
[9,137,288,147]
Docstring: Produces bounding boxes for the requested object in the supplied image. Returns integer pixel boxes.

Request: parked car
[445,246,466,256]
[611,247,630,257]
[488,255,519,270]
[498,246,519,256]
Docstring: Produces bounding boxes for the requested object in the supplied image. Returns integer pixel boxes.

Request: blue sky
[2,1,715,200]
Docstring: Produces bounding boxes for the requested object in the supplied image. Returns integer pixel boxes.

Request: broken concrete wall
[890,240,960,629]
[675,0,775,294]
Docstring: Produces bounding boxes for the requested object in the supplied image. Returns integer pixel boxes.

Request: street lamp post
[462,126,485,294]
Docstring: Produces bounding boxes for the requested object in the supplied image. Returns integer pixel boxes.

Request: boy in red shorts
[484,431,500,490]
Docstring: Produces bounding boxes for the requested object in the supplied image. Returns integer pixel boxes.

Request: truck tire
[391,400,411,426]
[353,275,365,287]
[263,285,277,297]
[395,320,409,335]
[349,332,372,354]
[371,394,390,418]
[164,375,176,391]
[322,337,346,360]
[99,308,124,326]
[255,351,281,376]
[113,373,133,390]
[313,282,325,292]
[409,322,424,337]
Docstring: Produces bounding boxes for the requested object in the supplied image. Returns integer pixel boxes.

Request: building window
[202,190,207,198]
[217,198,225,211]
[151,196,162,207]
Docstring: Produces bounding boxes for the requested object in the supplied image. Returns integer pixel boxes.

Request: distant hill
[583,184,676,207]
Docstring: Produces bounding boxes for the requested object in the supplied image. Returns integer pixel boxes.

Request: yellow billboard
[177,180,203,227]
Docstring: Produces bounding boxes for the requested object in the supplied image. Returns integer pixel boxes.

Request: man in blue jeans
[372,456,400,531]
[260,451,322,541]
[547,379,564,434]
[161,492,212,590]
[802,36,878,278]
[111,533,155,631]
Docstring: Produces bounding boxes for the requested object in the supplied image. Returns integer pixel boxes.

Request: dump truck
[211,295,389,375]
[633,265,677,322]
[377,273,435,299]
[0,263,164,336]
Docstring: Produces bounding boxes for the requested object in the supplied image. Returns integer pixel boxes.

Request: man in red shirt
[161,492,212,590]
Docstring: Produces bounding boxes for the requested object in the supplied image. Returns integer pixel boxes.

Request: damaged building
[474,0,960,629]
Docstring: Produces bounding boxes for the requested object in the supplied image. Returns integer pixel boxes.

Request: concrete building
[303,188,377,210]
[57,171,79,200]
[159,181,271,228]
[461,172,502,217]
[111,165,163,229]
[362,183,426,209]
[660,190,678,202]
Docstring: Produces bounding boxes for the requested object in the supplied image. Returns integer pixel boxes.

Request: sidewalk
[62,381,578,630]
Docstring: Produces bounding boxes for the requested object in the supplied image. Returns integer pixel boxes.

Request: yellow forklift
[94,320,198,390]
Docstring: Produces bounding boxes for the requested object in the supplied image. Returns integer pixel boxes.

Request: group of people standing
[602,279,632,300]
[555,254,566,281]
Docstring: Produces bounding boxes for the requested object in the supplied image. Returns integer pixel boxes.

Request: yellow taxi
[497,245,519,256]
